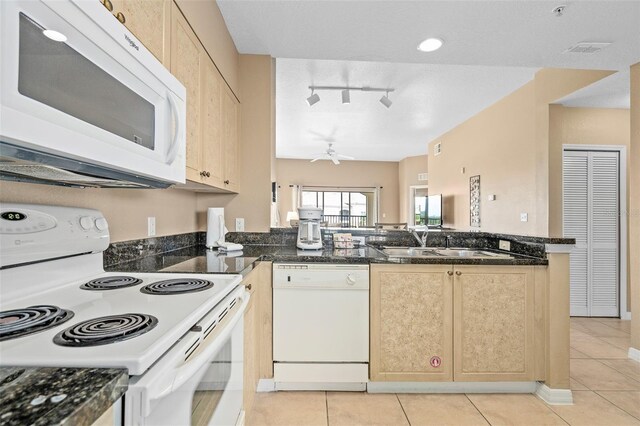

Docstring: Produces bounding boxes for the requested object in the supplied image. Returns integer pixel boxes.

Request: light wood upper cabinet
[222,87,239,192]
[108,0,171,66]
[453,265,535,382]
[170,2,202,182]
[370,264,453,382]
[200,59,224,188]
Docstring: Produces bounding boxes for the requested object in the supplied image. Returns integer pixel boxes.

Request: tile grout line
[463,394,493,426]
[394,393,411,426]
[588,357,640,385]
[325,391,329,426]
[589,317,632,335]
[593,390,640,421]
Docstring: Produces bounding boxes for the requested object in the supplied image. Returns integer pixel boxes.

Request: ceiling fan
[310,142,354,165]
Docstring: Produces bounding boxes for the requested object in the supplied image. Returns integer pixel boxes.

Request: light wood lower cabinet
[370,264,539,383]
[242,261,273,413]
[453,265,535,382]
[370,264,453,382]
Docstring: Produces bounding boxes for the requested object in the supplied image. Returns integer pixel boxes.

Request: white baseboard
[535,383,573,405]
[235,410,245,426]
[275,382,366,391]
[629,347,640,362]
[367,381,537,394]
[621,311,632,320]
[256,379,275,392]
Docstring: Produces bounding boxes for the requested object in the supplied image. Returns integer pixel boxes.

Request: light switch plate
[235,218,245,232]
[499,240,511,251]
[520,213,528,222]
[147,217,156,237]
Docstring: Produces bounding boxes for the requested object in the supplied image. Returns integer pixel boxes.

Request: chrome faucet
[411,229,428,247]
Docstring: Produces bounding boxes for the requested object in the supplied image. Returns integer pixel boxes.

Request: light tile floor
[247,318,640,426]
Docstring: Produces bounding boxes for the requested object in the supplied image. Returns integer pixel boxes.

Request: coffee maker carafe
[297,207,323,250]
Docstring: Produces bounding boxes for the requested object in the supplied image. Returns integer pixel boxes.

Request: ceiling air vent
[564,42,611,54]
[434,142,442,156]
[417,173,428,181]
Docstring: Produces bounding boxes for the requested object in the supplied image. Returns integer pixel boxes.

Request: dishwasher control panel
[273,263,369,289]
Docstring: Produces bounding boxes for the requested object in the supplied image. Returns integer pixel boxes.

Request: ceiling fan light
[306,92,320,106]
[379,94,392,108]
[341,89,350,104]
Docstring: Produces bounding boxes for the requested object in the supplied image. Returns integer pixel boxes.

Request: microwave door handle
[144,290,249,406]
[165,92,182,165]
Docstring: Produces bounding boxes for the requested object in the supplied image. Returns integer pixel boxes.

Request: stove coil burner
[0,305,74,341]
[80,276,143,290]
[53,313,158,347]
[140,279,214,295]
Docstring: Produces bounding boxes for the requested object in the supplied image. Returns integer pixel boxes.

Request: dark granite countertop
[0,367,127,426]
[106,243,548,275]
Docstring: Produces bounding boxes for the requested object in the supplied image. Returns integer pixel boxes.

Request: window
[300,188,378,228]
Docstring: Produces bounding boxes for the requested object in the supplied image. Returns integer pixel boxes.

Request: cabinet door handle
[455,271,462,276]
[447,270,453,276]
[101,0,113,12]
[245,283,252,291]
[206,171,211,177]
[224,180,230,185]
[200,171,206,177]
[115,12,126,24]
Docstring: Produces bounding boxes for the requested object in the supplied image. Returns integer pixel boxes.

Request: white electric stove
[0,203,247,426]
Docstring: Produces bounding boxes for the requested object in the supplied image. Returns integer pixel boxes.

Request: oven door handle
[144,289,249,406]
[165,91,183,165]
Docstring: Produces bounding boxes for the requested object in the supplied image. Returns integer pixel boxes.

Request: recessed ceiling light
[42,29,67,42]
[417,38,443,52]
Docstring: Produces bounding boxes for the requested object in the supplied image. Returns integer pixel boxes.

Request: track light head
[379,93,392,108]
[341,89,350,104]
[306,91,320,106]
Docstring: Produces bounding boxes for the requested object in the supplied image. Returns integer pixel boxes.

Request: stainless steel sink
[381,247,512,259]
[381,247,441,258]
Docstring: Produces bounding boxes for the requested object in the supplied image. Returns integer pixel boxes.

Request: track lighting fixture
[306,89,320,106]
[341,89,350,104]
[379,92,392,108]
[306,86,394,108]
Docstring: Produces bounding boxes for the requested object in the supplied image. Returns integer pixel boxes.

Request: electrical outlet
[235,218,245,232]
[499,240,511,251]
[147,217,156,237]
[382,213,386,218]
[520,213,528,222]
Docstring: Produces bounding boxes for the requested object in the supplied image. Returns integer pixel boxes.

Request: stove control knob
[346,274,357,285]
[95,217,109,231]
[79,216,93,230]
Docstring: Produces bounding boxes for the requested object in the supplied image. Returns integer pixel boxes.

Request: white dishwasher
[273,263,369,391]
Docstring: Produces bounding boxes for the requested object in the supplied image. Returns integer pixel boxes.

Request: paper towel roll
[206,207,226,248]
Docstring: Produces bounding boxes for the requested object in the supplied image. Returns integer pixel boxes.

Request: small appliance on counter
[206,207,243,252]
[296,206,323,250]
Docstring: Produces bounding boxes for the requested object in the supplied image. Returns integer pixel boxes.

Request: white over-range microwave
[0,0,186,188]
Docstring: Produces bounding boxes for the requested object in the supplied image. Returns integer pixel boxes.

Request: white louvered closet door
[563,150,619,317]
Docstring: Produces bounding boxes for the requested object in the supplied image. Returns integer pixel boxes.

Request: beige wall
[398,155,428,223]
[197,55,275,233]
[175,0,239,99]
[0,182,197,242]
[428,69,614,236]
[428,81,537,234]
[275,159,400,225]
[630,63,640,351]
[548,106,631,311]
